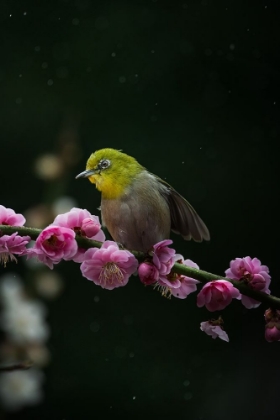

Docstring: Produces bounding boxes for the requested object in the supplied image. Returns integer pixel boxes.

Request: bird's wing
[157,176,210,242]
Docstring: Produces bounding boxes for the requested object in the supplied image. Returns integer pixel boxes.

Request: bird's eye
[99,159,111,170]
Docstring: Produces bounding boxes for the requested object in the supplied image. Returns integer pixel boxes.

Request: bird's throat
[89,173,129,200]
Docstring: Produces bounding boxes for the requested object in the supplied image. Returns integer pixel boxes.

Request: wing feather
[157,177,210,242]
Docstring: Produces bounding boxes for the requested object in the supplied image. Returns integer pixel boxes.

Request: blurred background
[0,0,279,419]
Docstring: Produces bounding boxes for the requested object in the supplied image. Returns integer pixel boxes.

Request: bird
[76,148,210,252]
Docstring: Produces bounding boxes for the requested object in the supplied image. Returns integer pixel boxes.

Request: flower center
[99,262,124,285]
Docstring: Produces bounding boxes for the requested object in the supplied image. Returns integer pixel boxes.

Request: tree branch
[1,224,278,309]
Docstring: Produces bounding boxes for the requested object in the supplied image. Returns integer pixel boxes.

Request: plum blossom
[138,262,159,285]
[0,205,26,226]
[27,226,78,269]
[0,274,23,305]
[200,319,229,342]
[197,280,241,311]
[52,207,105,262]
[170,259,200,299]
[0,233,30,267]
[265,326,280,342]
[80,240,138,290]
[152,239,176,275]
[0,300,49,344]
[264,308,280,342]
[150,255,200,299]
[0,369,44,411]
[225,256,271,309]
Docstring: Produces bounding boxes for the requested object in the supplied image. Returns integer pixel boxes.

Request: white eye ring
[99,159,110,169]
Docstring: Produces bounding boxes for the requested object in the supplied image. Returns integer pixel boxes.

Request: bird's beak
[75,169,97,179]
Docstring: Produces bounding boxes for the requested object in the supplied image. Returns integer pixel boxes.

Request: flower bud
[138,262,159,285]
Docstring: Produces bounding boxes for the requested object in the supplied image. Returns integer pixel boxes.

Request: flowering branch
[0,361,33,372]
[1,224,279,309]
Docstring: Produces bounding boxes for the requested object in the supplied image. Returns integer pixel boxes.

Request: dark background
[1,0,279,419]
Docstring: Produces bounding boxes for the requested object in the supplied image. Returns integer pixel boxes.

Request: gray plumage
[101,170,210,252]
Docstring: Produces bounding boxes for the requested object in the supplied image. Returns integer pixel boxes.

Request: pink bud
[81,217,101,238]
[265,325,280,342]
[138,262,159,285]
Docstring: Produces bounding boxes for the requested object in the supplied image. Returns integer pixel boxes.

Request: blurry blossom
[34,154,63,181]
[0,275,48,410]
[51,196,78,217]
[24,204,53,229]
[35,271,64,299]
[0,369,44,411]
[0,115,82,411]
[0,275,49,346]
[1,299,49,345]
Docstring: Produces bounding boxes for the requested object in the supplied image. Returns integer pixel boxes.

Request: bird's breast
[100,173,171,252]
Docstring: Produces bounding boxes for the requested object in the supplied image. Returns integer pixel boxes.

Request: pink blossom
[52,207,105,263]
[27,226,78,269]
[138,262,159,285]
[225,256,271,309]
[171,259,200,299]
[152,239,176,275]
[200,321,229,342]
[0,233,30,267]
[264,308,280,342]
[265,326,280,342]
[197,280,241,311]
[154,256,199,299]
[80,241,138,290]
[0,205,26,226]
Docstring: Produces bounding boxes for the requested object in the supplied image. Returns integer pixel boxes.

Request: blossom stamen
[99,262,124,285]
[0,252,18,267]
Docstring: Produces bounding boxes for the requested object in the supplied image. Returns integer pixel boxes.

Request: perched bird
[76,148,210,252]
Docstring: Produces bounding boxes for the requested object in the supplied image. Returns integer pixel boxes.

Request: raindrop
[42,62,48,69]
[19,74,22,78]
[229,43,235,50]
[23,12,27,16]
[47,79,54,86]
[15,97,22,105]
[183,379,190,387]
[35,46,41,52]
[150,115,157,122]
[129,352,135,358]
[151,49,155,53]
[133,396,136,400]
[111,52,116,57]
[94,296,100,303]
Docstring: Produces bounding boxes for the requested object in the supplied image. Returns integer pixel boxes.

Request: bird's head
[76,148,143,199]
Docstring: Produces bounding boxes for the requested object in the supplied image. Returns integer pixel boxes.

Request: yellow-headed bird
[76,148,210,252]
